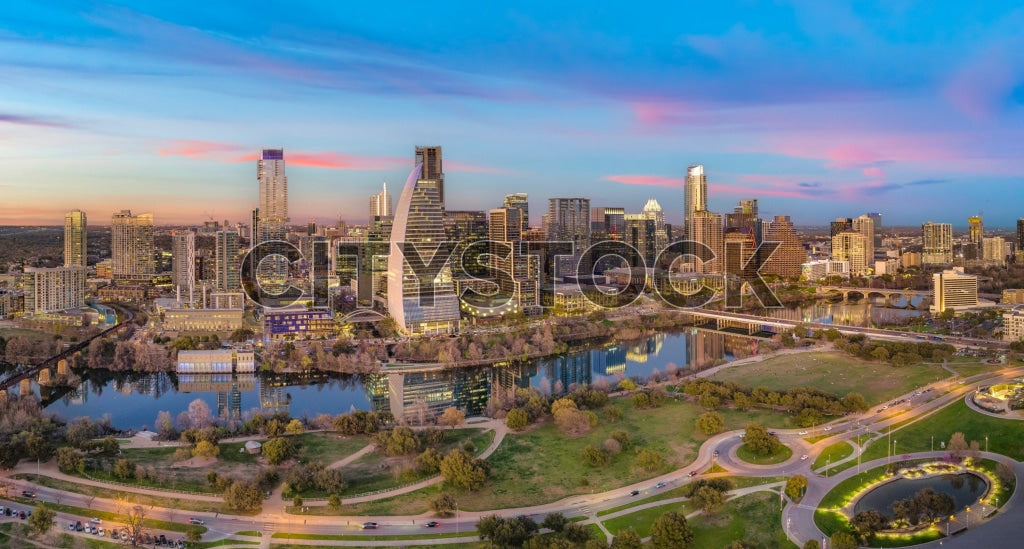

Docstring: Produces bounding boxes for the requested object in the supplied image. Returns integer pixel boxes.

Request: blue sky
[2,1,1023,227]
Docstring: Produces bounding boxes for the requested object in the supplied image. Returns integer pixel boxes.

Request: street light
[985,436,988,453]
[947,515,954,536]
[966,506,970,528]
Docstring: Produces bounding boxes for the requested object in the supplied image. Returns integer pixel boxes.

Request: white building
[111,210,154,281]
[1003,306,1024,342]
[176,348,255,374]
[23,266,87,314]
[931,268,978,312]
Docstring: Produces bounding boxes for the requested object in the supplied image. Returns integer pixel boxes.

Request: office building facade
[931,268,978,312]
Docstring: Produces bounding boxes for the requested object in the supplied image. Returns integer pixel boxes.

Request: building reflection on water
[45,328,764,429]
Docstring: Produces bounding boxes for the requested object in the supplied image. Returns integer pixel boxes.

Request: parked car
[75,521,83,532]
[90,518,101,524]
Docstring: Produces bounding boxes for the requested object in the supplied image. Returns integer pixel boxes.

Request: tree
[541,512,568,533]
[635,448,664,472]
[692,485,725,514]
[650,511,694,549]
[829,531,858,549]
[948,432,969,459]
[223,480,262,512]
[27,503,56,536]
[192,440,220,459]
[785,475,808,502]
[416,448,443,473]
[262,437,297,465]
[697,392,720,410]
[842,392,869,413]
[744,423,781,456]
[430,492,456,516]
[506,408,530,430]
[56,447,83,473]
[562,522,592,544]
[328,494,342,511]
[582,445,611,467]
[186,526,203,543]
[851,510,889,543]
[802,541,821,549]
[695,412,725,436]
[113,458,136,480]
[553,407,592,436]
[125,505,147,545]
[293,495,303,508]
[439,449,488,490]
[285,419,305,436]
[439,407,466,429]
[477,514,539,548]
[187,398,213,429]
[610,529,643,549]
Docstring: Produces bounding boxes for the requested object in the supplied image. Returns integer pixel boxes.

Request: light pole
[931,435,934,452]
[966,506,970,528]
[947,515,953,536]
[985,436,988,453]
[887,425,892,465]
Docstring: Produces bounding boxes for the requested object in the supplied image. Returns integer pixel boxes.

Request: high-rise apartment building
[171,230,196,301]
[922,222,953,265]
[830,217,853,238]
[369,182,393,220]
[867,212,883,250]
[684,165,707,236]
[387,164,460,335]
[503,193,529,233]
[23,266,87,314]
[257,149,288,243]
[215,230,241,292]
[983,236,1006,266]
[931,268,978,312]
[832,231,869,276]
[762,215,805,278]
[1017,219,1024,254]
[111,210,154,282]
[968,215,984,245]
[414,146,444,204]
[546,198,591,249]
[689,210,724,274]
[64,209,87,267]
[852,214,876,265]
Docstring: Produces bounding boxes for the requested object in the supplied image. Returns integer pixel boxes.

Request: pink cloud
[606,174,687,187]
[159,140,244,158]
[445,161,515,174]
[861,166,886,178]
[605,174,832,200]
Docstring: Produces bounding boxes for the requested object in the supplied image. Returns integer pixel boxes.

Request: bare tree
[125,504,146,546]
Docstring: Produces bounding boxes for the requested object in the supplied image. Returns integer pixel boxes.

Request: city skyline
[3,3,1024,226]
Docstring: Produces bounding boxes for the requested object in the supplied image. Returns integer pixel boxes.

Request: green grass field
[691,492,796,548]
[602,500,690,538]
[861,399,1024,462]
[14,474,228,513]
[736,443,792,465]
[812,441,855,470]
[709,352,948,405]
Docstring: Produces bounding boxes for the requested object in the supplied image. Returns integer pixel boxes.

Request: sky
[2,2,1024,228]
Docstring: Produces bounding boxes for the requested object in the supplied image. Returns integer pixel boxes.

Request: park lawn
[812,441,854,470]
[602,501,689,538]
[691,492,796,549]
[709,352,948,405]
[14,474,229,514]
[0,327,58,344]
[2,495,210,534]
[292,432,372,464]
[736,443,792,465]
[861,399,1024,463]
[454,397,791,511]
[319,429,492,498]
[948,362,1007,379]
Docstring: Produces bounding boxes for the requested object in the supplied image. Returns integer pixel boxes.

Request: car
[178,541,185,549]
[768,431,777,436]
[159,534,167,545]
[111,529,119,539]
[798,431,808,435]
[90,518,101,524]
[120,530,128,541]
[629,490,640,497]
[0,506,5,514]
[21,490,35,498]
[189,518,205,525]
[98,528,105,537]
[145,533,152,544]
[713,450,719,458]
[654,482,666,489]
[800,454,809,461]
[688,470,698,477]
[19,511,25,520]
[824,426,833,431]
[425,521,440,528]
[68,522,76,531]
[361,522,379,530]
[75,521,83,532]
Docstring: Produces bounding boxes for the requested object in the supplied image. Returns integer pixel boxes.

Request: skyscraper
[922,222,953,265]
[546,198,591,248]
[257,148,288,243]
[684,164,707,236]
[1018,219,1024,256]
[64,209,87,267]
[215,230,241,292]
[830,217,853,237]
[832,231,868,276]
[503,193,529,233]
[111,210,154,282]
[23,266,87,313]
[642,198,668,252]
[171,229,196,301]
[762,215,805,278]
[414,146,444,204]
[369,182,393,220]
[387,164,460,335]
[968,215,984,245]
[689,210,724,274]
[866,212,883,250]
[853,214,875,265]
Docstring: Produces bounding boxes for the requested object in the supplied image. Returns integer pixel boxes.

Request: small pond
[853,473,988,516]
